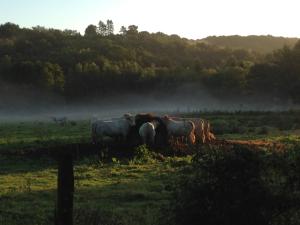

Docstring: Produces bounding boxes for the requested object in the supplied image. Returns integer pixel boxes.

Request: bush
[131,145,155,164]
[166,145,300,225]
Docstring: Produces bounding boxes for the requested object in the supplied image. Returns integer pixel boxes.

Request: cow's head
[124,113,135,126]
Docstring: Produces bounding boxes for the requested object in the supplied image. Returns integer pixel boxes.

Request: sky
[0,0,299,39]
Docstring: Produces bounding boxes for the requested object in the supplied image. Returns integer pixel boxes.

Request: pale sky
[0,0,299,39]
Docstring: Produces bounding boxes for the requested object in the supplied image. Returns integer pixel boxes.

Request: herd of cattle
[91,113,216,147]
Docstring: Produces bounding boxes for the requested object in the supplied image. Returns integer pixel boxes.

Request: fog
[0,82,299,122]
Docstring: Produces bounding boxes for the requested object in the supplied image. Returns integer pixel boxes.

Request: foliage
[202,35,298,53]
[132,145,155,164]
[167,145,300,225]
[1,21,300,103]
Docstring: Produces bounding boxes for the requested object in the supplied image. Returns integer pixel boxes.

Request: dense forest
[0,21,300,105]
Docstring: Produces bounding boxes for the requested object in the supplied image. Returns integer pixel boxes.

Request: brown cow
[170,117,215,144]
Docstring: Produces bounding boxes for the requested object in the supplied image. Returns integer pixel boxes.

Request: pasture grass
[0,111,299,155]
[0,120,90,151]
[1,111,300,224]
[1,111,300,152]
[0,154,192,225]
[181,110,300,135]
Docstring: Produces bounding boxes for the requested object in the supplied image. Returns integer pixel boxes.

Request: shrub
[132,145,155,164]
[166,145,300,225]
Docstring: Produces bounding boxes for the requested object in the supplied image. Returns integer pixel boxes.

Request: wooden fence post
[56,153,74,225]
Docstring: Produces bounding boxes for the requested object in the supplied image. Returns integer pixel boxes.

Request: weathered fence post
[55,153,74,225]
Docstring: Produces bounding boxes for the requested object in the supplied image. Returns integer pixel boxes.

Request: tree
[106,20,114,35]
[119,26,127,35]
[127,25,138,35]
[98,20,107,36]
[5,21,300,102]
[40,62,65,92]
[0,55,12,80]
[63,29,80,36]
[32,25,48,32]
[0,22,20,37]
[84,24,97,37]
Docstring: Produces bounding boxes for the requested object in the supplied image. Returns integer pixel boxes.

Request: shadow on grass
[0,156,57,176]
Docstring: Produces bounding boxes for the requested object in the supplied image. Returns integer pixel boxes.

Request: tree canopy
[0,21,300,103]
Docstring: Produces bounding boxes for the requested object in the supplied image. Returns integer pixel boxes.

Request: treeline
[201,35,299,53]
[0,21,300,103]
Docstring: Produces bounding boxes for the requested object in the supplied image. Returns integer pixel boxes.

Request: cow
[171,117,215,144]
[134,113,168,147]
[91,113,135,145]
[162,115,195,145]
[135,113,157,128]
[189,119,215,144]
[138,121,159,146]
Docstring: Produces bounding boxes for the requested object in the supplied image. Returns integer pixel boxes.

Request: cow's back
[139,122,155,145]
[167,119,194,136]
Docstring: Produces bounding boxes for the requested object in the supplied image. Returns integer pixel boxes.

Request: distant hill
[199,35,299,53]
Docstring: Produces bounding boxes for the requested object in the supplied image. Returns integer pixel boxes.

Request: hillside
[1,22,300,106]
[200,35,299,53]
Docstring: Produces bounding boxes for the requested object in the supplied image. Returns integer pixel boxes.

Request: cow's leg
[202,131,206,144]
[175,137,179,144]
[91,133,96,145]
[150,136,155,147]
[188,133,195,146]
[98,136,103,147]
[206,122,211,142]
[169,135,174,145]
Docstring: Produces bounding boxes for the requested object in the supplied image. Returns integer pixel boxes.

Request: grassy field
[0,120,90,153]
[0,153,191,225]
[1,111,300,225]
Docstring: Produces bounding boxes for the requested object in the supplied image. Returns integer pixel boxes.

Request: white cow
[139,121,159,146]
[91,113,135,144]
[162,115,195,145]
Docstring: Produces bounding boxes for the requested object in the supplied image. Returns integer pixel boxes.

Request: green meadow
[1,111,300,224]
